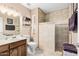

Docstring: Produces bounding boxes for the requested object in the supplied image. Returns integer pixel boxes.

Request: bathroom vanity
[0,39,27,56]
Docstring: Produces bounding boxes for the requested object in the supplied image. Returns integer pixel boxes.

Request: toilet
[27,37,37,55]
[27,42,37,55]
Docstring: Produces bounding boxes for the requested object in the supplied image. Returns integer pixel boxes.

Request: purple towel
[69,11,77,31]
[63,43,77,54]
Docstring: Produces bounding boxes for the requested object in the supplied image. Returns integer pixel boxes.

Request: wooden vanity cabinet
[10,44,26,56]
[10,40,26,56]
[0,51,9,56]
[0,44,9,56]
[18,44,26,56]
[10,48,18,56]
[10,45,26,56]
[0,39,27,56]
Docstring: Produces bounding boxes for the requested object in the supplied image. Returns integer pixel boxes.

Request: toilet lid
[28,42,37,45]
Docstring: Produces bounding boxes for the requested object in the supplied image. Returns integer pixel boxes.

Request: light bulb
[7,9,14,16]
[0,8,7,14]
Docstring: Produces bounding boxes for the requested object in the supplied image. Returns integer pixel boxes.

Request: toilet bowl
[27,42,37,55]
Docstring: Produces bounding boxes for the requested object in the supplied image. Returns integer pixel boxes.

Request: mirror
[0,17,3,33]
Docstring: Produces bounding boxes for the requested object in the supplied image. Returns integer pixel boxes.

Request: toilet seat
[27,42,37,55]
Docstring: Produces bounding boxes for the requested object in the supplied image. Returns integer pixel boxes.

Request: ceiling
[21,3,70,13]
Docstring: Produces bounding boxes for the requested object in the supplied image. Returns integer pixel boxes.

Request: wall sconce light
[0,6,7,14]
[0,6,20,17]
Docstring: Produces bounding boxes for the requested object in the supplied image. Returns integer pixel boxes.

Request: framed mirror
[7,18,13,24]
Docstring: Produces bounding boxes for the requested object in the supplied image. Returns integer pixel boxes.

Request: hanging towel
[69,11,77,31]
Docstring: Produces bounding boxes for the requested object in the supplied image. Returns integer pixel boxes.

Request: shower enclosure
[55,24,69,52]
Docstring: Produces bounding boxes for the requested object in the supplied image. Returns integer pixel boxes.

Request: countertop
[0,38,26,46]
[0,35,30,45]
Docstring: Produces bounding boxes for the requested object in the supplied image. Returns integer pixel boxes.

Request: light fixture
[7,9,13,16]
[0,6,21,17]
[0,6,7,14]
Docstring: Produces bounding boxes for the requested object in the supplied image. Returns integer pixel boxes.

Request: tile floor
[27,47,62,56]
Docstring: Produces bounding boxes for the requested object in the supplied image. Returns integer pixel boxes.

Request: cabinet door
[0,51,9,56]
[10,48,18,56]
[0,44,9,56]
[18,44,26,56]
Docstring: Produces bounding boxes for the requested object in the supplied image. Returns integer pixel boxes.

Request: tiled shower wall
[45,8,69,24]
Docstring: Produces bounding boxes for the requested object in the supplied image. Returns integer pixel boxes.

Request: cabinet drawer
[0,44,9,53]
[0,51,9,56]
[10,39,26,49]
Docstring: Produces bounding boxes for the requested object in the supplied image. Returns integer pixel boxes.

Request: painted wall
[31,8,39,45]
[0,3,31,35]
[38,8,46,22]
[31,8,46,46]
[0,3,31,18]
[45,8,69,24]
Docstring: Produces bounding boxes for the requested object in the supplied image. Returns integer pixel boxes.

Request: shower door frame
[55,24,69,52]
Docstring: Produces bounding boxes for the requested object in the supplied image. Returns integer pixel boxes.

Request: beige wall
[0,3,31,18]
[31,8,46,46]
[31,8,39,45]
[38,8,46,22]
[45,8,69,24]
[0,3,31,35]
